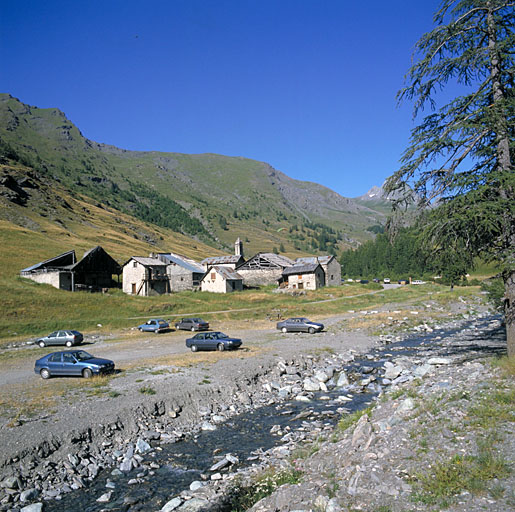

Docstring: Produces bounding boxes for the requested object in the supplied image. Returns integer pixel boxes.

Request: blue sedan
[34,350,115,379]
[137,318,170,333]
[186,332,242,352]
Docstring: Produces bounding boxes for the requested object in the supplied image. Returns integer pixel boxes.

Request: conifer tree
[386,0,515,355]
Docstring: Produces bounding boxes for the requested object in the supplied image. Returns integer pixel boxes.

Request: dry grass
[127,345,268,370]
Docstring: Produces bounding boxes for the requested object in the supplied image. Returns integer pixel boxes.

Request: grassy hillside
[0,93,387,253]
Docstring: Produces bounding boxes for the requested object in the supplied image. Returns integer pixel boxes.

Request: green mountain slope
[0,93,387,254]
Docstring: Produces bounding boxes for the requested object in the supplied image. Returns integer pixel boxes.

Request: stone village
[19,238,341,295]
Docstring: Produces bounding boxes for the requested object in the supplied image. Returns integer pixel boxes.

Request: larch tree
[385,0,515,355]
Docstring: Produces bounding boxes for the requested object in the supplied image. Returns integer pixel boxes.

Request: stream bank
[1,310,510,512]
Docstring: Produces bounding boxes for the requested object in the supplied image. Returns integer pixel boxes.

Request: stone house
[122,257,169,296]
[280,263,326,290]
[154,253,205,292]
[236,253,295,286]
[295,255,341,286]
[200,266,243,293]
[20,246,121,291]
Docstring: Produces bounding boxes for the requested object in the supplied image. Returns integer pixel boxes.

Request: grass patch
[138,386,156,395]
[467,387,515,429]
[411,437,510,506]
[335,406,374,435]
[229,467,302,512]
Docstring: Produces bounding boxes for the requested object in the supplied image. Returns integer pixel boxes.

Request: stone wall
[287,267,325,290]
[122,262,146,295]
[238,268,283,287]
[22,271,71,291]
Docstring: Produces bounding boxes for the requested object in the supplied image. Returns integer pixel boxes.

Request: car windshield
[74,351,94,361]
[215,332,228,339]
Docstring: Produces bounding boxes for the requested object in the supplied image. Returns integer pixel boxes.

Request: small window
[63,353,75,363]
[133,261,138,268]
[49,353,62,362]
[211,273,216,280]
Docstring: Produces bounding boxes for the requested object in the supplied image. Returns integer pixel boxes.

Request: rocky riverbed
[0,308,512,512]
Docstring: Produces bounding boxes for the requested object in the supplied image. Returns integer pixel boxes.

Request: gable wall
[323,259,342,286]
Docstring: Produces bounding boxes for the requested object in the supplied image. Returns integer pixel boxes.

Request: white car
[383,278,391,284]
[412,280,426,285]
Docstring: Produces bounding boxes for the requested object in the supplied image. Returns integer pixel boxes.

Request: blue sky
[1,0,442,197]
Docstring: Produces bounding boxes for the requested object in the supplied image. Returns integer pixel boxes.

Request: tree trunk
[505,270,515,358]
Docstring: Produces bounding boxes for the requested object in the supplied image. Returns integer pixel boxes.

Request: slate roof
[295,255,334,265]
[207,265,243,281]
[158,253,204,273]
[201,255,244,266]
[129,257,167,267]
[282,263,321,276]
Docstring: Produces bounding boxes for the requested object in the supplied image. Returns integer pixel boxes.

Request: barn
[236,253,295,287]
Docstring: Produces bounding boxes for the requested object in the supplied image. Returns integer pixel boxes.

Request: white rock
[396,397,416,414]
[384,366,402,380]
[96,491,113,503]
[303,378,320,392]
[189,481,204,491]
[428,357,452,365]
[20,505,43,512]
[161,497,182,511]
[336,371,349,387]
[201,421,217,431]
[135,438,151,454]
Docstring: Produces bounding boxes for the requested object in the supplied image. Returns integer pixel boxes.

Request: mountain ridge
[0,93,389,255]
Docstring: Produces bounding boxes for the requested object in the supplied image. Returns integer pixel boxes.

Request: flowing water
[43,314,505,512]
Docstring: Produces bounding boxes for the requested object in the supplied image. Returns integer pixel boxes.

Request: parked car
[383,278,391,284]
[137,319,170,333]
[359,279,369,284]
[412,280,426,285]
[175,317,209,331]
[373,278,380,283]
[186,332,242,352]
[34,350,115,379]
[276,318,324,334]
[36,330,83,348]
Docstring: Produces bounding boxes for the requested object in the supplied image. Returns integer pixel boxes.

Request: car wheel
[308,327,315,334]
[154,329,159,334]
[82,368,93,379]
[40,368,51,380]
[65,341,73,347]
[191,345,198,352]
[139,327,143,332]
[191,327,196,332]
[217,343,225,352]
[281,327,288,333]
[38,341,45,348]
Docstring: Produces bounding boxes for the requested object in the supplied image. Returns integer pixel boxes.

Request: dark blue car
[34,350,115,379]
[186,332,242,352]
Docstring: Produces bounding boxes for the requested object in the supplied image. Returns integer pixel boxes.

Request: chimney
[235,238,244,258]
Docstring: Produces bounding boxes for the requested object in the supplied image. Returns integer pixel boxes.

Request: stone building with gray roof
[122,256,169,296]
[280,262,325,290]
[201,266,243,293]
[295,255,341,286]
